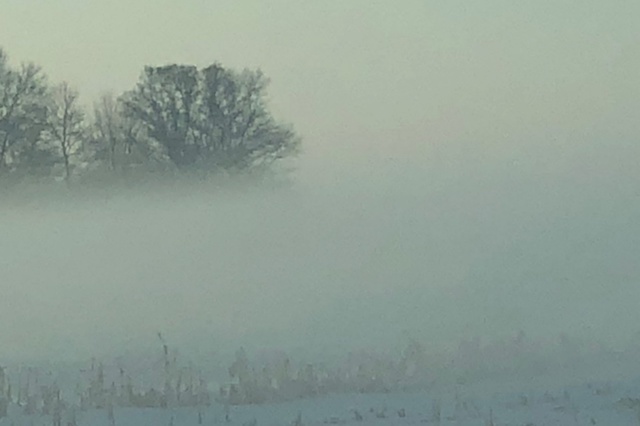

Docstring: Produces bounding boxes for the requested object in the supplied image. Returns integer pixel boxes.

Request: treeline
[0,47,300,188]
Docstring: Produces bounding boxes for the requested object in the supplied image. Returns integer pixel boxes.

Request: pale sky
[1,1,640,362]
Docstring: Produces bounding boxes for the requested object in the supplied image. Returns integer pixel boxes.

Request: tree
[123,63,299,175]
[123,65,199,169]
[198,65,299,171]
[92,93,121,171]
[89,92,149,173]
[47,82,85,182]
[0,48,52,180]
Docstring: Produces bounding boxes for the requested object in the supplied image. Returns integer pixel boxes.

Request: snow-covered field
[3,374,640,426]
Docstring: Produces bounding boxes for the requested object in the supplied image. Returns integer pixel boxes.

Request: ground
[3,373,640,426]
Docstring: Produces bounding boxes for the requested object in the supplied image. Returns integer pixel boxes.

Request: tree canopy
[123,64,299,174]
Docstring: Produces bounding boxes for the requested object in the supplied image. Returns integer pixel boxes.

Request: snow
[3,374,640,425]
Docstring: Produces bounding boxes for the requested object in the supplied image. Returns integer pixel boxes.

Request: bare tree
[93,93,121,171]
[90,93,150,174]
[0,48,51,178]
[123,63,300,175]
[48,82,85,182]
[198,65,299,171]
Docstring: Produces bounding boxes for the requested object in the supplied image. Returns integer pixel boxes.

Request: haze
[1,1,639,365]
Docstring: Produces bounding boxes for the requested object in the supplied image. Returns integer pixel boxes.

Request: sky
[1,1,640,363]
[1,0,637,181]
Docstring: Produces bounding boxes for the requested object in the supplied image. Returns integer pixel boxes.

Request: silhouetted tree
[0,48,53,180]
[47,82,85,182]
[92,93,123,171]
[89,92,150,174]
[122,63,299,174]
